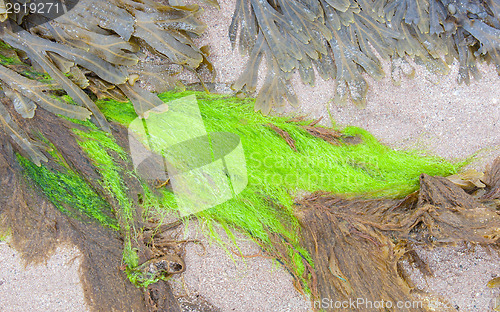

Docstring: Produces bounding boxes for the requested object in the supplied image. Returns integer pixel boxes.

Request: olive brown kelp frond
[0,63,92,120]
[231,0,500,113]
[5,88,37,119]
[0,99,48,166]
[118,83,164,117]
[0,28,113,133]
[0,0,211,164]
[45,23,140,67]
[230,0,332,112]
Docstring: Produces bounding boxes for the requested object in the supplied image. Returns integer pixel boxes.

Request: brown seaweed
[0,126,151,312]
[0,98,48,166]
[483,157,500,200]
[231,0,500,113]
[265,123,297,151]
[0,63,92,120]
[0,99,186,311]
[0,2,211,305]
[301,124,343,144]
[0,0,211,165]
[1,27,112,132]
[118,83,165,118]
[294,161,500,311]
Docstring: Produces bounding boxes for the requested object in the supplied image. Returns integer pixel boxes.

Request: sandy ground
[168,222,311,312]
[0,243,86,312]
[404,244,500,311]
[1,0,500,311]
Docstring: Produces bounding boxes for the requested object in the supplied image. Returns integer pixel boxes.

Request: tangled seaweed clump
[99,90,461,292]
[1,0,499,164]
[297,162,500,311]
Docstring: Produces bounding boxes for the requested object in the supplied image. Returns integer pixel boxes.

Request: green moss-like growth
[70,120,139,268]
[19,111,140,269]
[100,90,460,288]
[0,42,52,82]
[96,99,139,127]
[17,153,119,230]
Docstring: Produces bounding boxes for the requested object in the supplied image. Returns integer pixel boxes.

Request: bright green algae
[71,120,140,269]
[16,114,140,269]
[16,153,119,230]
[72,122,132,225]
[98,90,460,287]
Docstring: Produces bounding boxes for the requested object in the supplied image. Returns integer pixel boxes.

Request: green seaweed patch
[0,47,52,83]
[96,98,138,127]
[0,227,11,241]
[0,41,11,49]
[0,41,23,66]
[98,90,459,289]
[16,154,118,230]
[61,111,143,281]
[0,43,51,83]
[21,70,52,83]
[73,126,131,215]
[70,119,139,270]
